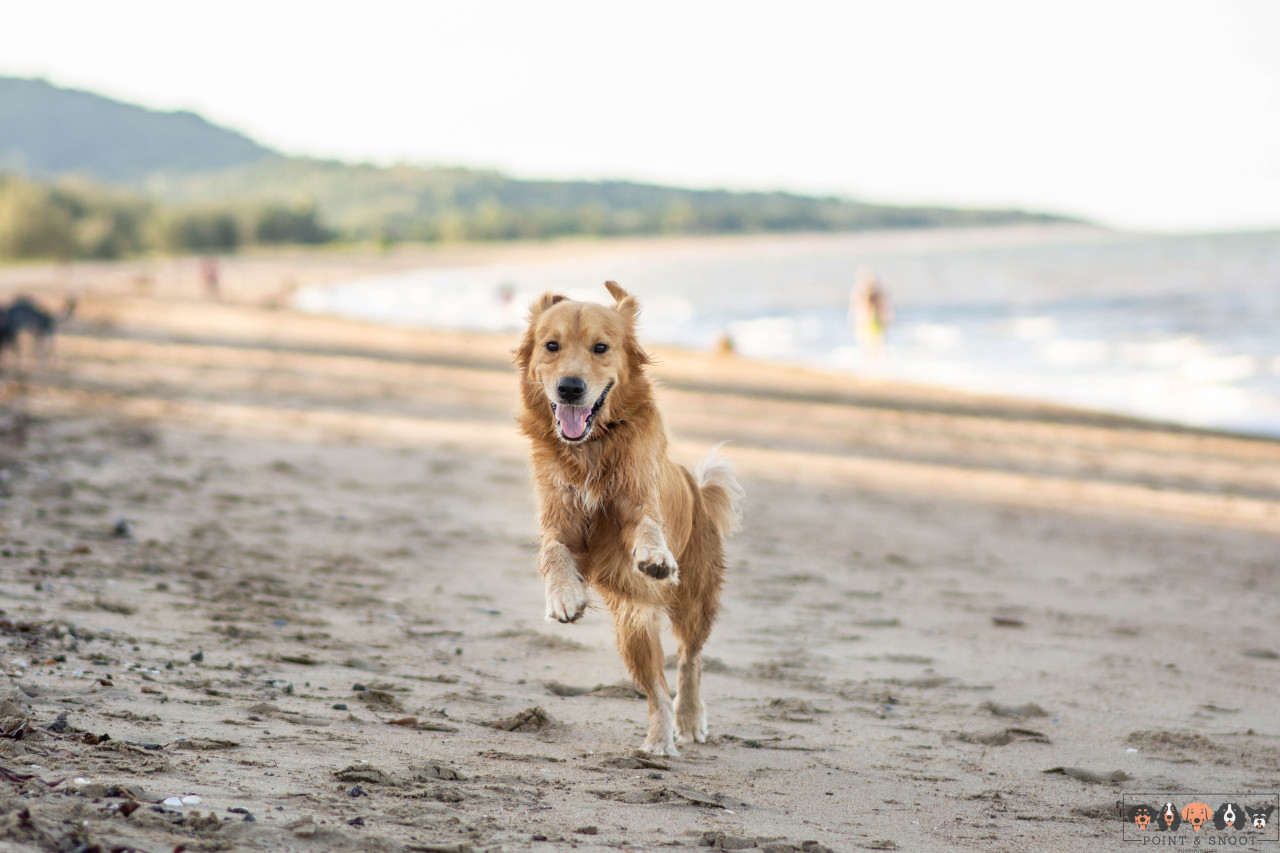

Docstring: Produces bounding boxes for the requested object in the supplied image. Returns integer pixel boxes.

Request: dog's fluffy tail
[696,443,744,539]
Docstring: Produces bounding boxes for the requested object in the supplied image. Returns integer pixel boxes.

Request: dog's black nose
[557,377,587,403]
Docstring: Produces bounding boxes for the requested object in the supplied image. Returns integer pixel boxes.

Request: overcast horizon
[4,0,1279,233]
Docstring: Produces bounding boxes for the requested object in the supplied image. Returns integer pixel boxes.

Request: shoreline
[0,223,1120,300]
[5,225,1276,441]
[67,286,1280,443]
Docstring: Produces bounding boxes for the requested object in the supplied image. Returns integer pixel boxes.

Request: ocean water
[294,227,1280,438]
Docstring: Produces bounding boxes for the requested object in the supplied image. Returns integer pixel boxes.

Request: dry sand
[2,247,1279,852]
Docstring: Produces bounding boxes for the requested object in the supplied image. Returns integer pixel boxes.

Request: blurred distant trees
[250,204,333,245]
[151,159,1073,246]
[0,174,149,259]
[0,173,336,259]
[0,163,1074,262]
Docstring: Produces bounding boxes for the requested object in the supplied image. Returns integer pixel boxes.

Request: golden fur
[514,281,743,755]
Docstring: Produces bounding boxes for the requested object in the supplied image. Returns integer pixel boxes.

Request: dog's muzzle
[552,382,612,442]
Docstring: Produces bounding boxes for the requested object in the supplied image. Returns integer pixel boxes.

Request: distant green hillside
[0,76,275,181]
[149,158,1076,244]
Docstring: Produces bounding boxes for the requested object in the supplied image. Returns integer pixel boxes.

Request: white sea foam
[1176,353,1256,383]
[1038,339,1111,367]
[912,324,964,349]
[1009,316,1057,339]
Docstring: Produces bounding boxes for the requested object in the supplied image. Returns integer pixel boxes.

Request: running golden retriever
[514,281,743,755]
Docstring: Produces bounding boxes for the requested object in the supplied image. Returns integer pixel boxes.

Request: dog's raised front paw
[633,544,678,583]
[544,575,588,623]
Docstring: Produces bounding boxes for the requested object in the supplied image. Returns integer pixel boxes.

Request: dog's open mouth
[553,383,612,442]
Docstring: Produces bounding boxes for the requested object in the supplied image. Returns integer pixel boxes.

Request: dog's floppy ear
[605,280,640,322]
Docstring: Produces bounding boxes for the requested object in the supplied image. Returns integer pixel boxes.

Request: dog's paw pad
[634,547,678,582]
[638,560,673,579]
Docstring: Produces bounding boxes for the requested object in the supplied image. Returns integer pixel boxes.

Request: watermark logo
[1123,794,1278,843]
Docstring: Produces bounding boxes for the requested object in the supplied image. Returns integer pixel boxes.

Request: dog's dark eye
[593,343,609,354]
[545,341,559,352]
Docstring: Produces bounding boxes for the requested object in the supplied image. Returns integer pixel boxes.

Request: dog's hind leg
[613,604,677,756]
[670,596,715,743]
[669,513,726,744]
[674,649,705,743]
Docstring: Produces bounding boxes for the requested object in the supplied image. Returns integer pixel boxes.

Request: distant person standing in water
[850,267,892,365]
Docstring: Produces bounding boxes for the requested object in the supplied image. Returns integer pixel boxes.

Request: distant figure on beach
[497,283,519,328]
[850,267,892,365]
[201,257,221,299]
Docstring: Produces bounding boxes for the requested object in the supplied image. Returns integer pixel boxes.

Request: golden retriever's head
[1181,802,1211,832]
[515,281,651,444]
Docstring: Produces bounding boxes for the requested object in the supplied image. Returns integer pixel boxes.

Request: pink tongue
[556,404,590,438]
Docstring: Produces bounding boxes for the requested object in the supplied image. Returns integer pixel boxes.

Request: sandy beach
[2,246,1280,852]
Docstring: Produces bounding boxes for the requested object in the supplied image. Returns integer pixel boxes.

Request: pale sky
[4,0,1279,231]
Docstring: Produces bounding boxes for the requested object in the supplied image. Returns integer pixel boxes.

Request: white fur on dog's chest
[569,484,603,513]
[556,476,611,515]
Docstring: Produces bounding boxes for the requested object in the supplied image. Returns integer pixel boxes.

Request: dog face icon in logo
[1245,805,1276,830]
[1181,802,1212,832]
[1214,803,1246,830]
[1154,802,1182,831]
[1128,804,1154,830]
